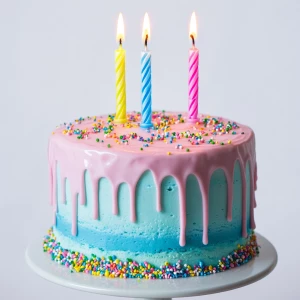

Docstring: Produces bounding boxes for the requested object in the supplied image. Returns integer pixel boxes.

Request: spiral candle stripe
[141,51,152,128]
[115,47,127,123]
[188,48,199,122]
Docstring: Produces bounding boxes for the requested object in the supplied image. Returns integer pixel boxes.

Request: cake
[44,111,259,279]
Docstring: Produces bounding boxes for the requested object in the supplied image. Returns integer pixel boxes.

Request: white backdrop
[1,0,299,299]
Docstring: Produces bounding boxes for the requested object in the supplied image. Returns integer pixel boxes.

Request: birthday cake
[44,111,259,279]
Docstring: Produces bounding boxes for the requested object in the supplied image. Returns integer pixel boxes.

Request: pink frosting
[48,112,257,246]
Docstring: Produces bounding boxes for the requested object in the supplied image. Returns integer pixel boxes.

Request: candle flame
[142,13,151,43]
[189,12,197,40]
[117,13,125,43]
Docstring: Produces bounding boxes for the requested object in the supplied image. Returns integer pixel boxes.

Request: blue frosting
[55,161,251,257]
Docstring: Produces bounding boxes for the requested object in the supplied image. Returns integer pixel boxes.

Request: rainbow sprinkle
[43,228,259,279]
[59,112,242,150]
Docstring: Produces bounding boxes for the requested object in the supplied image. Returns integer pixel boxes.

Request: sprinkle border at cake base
[43,228,260,279]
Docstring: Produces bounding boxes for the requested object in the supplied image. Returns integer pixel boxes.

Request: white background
[1,0,299,299]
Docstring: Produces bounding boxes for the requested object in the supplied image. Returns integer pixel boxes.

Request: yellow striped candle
[115,13,127,123]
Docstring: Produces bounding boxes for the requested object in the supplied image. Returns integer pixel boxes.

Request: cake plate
[25,233,277,300]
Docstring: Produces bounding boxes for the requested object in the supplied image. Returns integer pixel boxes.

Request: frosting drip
[48,112,257,246]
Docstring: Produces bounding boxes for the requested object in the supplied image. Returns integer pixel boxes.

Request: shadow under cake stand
[25,233,277,300]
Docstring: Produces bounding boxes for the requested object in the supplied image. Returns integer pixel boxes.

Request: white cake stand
[25,233,277,300]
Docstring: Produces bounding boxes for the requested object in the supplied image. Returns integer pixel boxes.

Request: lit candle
[140,13,153,129]
[188,12,199,123]
[115,13,127,124]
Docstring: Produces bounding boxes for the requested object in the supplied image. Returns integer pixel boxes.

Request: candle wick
[144,34,148,50]
[190,34,195,47]
[119,38,122,46]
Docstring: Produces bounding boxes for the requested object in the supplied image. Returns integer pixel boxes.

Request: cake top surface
[51,111,253,155]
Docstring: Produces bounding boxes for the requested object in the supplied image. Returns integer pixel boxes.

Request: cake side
[53,160,253,266]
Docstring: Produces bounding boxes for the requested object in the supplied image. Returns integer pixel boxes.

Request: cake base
[25,233,277,298]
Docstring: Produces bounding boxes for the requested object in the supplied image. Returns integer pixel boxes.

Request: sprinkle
[55,112,244,150]
[140,148,143,151]
[96,138,100,142]
[107,144,111,148]
[43,228,259,280]
[167,152,171,155]
[186,148,190,152]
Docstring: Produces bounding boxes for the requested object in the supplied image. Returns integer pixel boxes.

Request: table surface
[25,233,277,299]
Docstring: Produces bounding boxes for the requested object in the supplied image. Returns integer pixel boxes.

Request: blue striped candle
[141,50,152,129]
[140,13,152,129]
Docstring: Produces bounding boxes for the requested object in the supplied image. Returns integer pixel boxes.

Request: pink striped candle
[188,12,199,123]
